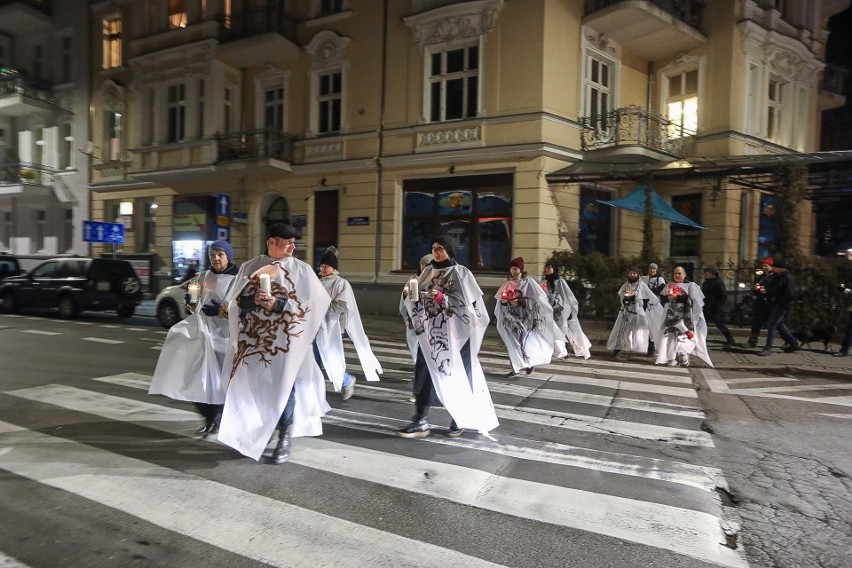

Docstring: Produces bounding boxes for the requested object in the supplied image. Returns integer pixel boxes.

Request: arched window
[264,197,291,232]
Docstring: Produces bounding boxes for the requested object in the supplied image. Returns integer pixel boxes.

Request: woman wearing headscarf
[541,261,591,360]
[149,240,239,437]
[654,266,713,368]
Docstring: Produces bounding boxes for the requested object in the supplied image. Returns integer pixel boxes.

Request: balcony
[214,129,295,172]
[580,105,696,162]
[819,63,848,111]
[0,69,64,118]
[0,161,54,197]
[583,0,706,60]
[216,8,300,66]
[0,0,51,35]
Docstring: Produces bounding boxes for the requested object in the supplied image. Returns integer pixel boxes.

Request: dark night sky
[826,4,852,66]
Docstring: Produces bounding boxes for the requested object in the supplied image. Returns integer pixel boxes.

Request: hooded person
[495,256,556,375]
[215,223,331,464]
[313,246,383,401]
[541,261,591,360]
[149,240,239,437]
[398,236,498,439]
[701,265,736,348]
[654,266,713,368]
[607,266,659,358]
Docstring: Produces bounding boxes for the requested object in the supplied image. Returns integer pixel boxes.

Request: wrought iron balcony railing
[0,0,52,15]
[214,129,295,163]
[584,0,703,28]
[219,7,297,42]
[580,105,696,157]
[0,69,55,105]
[0,161,55,187]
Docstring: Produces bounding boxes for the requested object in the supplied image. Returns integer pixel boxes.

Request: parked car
[0,252,22,280]
[154,282,191,328]
[0,257,142,319]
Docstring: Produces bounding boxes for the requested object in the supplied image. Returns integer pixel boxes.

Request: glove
[200,300,221,317]
[432,290,444,304]
[685,331,695,340]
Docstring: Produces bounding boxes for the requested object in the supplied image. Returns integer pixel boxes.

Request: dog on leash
[792,325,837,351]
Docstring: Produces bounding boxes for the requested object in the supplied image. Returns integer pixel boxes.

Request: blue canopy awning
[597,186,705,229]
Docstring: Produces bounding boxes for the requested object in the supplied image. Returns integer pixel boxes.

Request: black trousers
[412,340,472,422]
[193,402,223,426]
[704,306,734,344]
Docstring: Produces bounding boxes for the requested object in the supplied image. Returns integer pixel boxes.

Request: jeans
[312,342,354,388]
[764,305,798,349]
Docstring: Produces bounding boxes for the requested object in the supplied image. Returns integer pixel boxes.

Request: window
[665,69,698,138]
[35,209,46,251]
[198,79,205,138]
[265,87,285,131]
[320,0,344,16]
[224,86,234,134]
[63,209,73,252]
[59,121,72,169]
[169,0,187,29]
[767,75,787,144]
[102,17,122,69]
[584,50,616,132]
[428,44,479,122]
[223,0,232,29]
[105,111,122,160]
[33,45,44,80]
[579,186,612,256]
[669,194,702,258]
[317,71,341,133]
[402,174,512,271]
[167,83,186,143]
[143,201,157,252]
[60,37,72,83]
[1,211,10,250]
[745,61,761,135]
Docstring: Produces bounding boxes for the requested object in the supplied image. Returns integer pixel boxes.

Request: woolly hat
[628,266,641,275]
[761,257,774,266]
[433,235,456,258]
[319,246,339,269]
[649,263,659,270]
[267,223,299,240]
[510,256,525,270]
[209,240,233,261]
[703,265,716,274]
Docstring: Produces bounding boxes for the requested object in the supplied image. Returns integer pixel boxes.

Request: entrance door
[313,190,339,269]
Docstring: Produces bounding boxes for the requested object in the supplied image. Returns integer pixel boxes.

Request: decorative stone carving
[305,30,350,70]
[418,126,481,147]
[403,0,503,47]
[102,80,124,110]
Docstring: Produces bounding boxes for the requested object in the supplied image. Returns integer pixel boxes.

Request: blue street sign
[217,193,231,216]
[215,226,230,241]
[83,220,125,244]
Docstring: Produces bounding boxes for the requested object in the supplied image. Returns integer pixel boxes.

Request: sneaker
[525,367,535,375]
[758,349,773,357]
[782,342,800,353]
[341,379,355,401]
[666,360,679,367]
[408,395,416,402]
[395,420,430,439]
[447,422,465,438]
[747,338,758,348]
[724,341,737,349]
[833,352,848,357]
[505,370,519,378]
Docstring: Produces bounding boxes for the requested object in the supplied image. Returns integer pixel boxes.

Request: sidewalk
[138,300,852,379]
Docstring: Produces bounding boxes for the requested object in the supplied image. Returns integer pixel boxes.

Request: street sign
[215,226,230,241]
[217,193,231,216]
[83,220,125,244]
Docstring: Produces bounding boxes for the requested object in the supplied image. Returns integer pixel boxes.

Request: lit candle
[187,282,200,304]
[259,273,271,293]
[408,277,419,300]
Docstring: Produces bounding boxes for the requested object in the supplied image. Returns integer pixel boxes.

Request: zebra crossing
[702,368,852,409]
[0,334,749,568]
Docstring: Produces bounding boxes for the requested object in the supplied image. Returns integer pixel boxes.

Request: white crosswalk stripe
[0,335,749,568]
[703,368,852,408]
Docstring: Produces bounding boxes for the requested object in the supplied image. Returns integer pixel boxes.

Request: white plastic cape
[217,255,331,461]
[315,273,383,390]
[402,262,498,435]
[494,276,556,371]
[654,281,713,367]
[148,269,235,403]
[541,278,592,359]
[606,279,658,353]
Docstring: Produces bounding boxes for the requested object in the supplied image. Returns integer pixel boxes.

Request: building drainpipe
[373,0,389,284]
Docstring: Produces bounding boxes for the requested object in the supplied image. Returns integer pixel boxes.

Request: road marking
[546,374,698,398]
[0,552,31,568]
[724,377,798,385]
[0,422,504,568]
[734,383,852,394]
[22,330,61,336]
[81,337,124,345]
[700,368,730,394]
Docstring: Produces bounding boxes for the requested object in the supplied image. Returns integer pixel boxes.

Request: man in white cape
[541,261,591,360]
[217,223,331,464]
[495,256,555,376]
[654,266,713,368]
[607,266,659,358]
[398,236,498,439]
[313,247,383,400]
[148,240,238,437]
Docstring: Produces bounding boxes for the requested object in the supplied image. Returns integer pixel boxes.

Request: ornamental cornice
[403,0,504,47]
[583,28,620,59]
[305,30,350,70]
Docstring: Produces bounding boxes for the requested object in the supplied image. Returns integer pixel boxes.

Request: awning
[598,185,705,229]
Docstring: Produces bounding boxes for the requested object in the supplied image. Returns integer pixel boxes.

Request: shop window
[579,186,612,256]
[669,194,702,258]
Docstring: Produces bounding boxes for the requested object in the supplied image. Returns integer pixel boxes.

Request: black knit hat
[433,235,456,258]
[319,246,339,269]
[267,223,299,240]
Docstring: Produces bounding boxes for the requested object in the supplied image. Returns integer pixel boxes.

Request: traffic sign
[83,220,125,244]
[217,193,231,216]
[215,226,230,241]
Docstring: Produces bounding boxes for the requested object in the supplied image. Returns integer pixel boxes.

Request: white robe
[315,273,383,390]
[217,255,331,461]
[402,262,498,434]
[654,281,713,367]
[148,269,235,403]
[541,278,591,359]
[606,279,657,353]
[494,276,556,371]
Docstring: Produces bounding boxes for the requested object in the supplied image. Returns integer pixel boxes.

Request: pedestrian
[148,240,239,437]
[747,258,775,348]
[217,223,331,464]
[180,261,198,283]
[313,246,383,400]
[607,266,658,360]
[834,282,852,357]
[401,253,434,402]
[758,259,801,356]
[654,266,713,368]
[701,266,737,348]
[541,261,591,360]
[643,262,666,356]
[495,256,555,376]
[398,236,498,439]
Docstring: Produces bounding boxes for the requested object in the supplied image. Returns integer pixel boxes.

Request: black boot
[206,407,223,437]
[269,424,292,464]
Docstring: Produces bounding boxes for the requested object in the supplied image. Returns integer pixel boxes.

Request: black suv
[0,257,142,319]
[0,253,22,280]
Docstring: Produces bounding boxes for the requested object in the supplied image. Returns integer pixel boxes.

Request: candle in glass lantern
[259,273,271,293]
[407,277,419,300]
[187,282,200,303]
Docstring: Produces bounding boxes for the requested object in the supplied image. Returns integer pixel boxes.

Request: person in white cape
[607,266,659,359]
[148,240,238,437]
[313,246,383,400]
[495,256,555,376]
[400,253,433,402]
[541,261,591,360]
[397,236,498,439]
[217,223,331,464]
[654,266,713,368]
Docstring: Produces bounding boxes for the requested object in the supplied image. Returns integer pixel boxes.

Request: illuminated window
[169,0,187,29]
[102,17,122,69]
[767,75,787,143]
[666,69,698,138]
